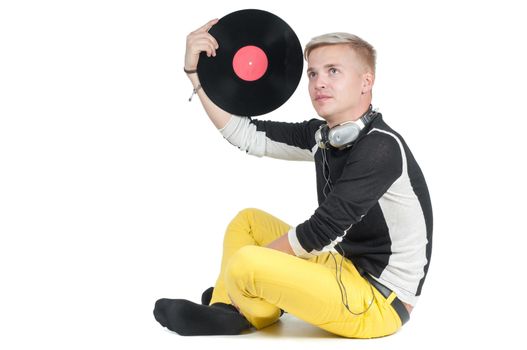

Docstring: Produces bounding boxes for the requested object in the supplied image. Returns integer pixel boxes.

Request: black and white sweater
[219,113,433,306]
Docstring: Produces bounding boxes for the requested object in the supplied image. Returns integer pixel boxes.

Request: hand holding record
[184,18,233,129]
[184,19,220,72]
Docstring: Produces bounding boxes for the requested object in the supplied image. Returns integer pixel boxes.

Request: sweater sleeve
[287,132,404,258]
[219,115,322,161]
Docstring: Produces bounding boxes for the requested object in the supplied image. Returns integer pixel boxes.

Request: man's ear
[361,72,375,94]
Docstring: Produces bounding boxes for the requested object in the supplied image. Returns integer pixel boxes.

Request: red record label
[232,45,268,81]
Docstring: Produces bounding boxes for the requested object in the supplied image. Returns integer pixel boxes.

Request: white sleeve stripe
[219,115,265,156]
[265,138,314,161]
[220,115,314,161]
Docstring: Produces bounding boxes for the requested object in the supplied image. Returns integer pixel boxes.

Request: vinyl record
[197,9,303,117]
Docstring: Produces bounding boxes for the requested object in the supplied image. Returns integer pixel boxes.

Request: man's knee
[233,208,264,222]
[225,208,265,235]
[224,208,261,243]
[225,245,266,281]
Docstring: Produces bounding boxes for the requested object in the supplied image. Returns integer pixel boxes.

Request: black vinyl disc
[197,9,303,117]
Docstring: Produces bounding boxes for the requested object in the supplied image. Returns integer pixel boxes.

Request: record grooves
[197,9,303,116]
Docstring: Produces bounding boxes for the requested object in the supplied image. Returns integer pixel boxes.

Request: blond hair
[304,32,376,74]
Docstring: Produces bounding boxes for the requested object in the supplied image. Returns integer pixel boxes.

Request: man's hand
[184,18,219,71]
[266,234,296,256]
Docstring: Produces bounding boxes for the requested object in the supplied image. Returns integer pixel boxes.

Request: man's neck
[327,104,372,128]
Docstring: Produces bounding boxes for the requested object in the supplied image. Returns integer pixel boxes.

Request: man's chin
[315,108,329,118]
[317,113,342,128]
[316,110,332,122]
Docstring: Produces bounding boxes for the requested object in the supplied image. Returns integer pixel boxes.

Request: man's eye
[329,68,338,74]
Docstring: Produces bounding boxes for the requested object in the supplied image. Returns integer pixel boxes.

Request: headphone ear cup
[328,123,361,149]
[315,127,323,148]
[315,124,330,149]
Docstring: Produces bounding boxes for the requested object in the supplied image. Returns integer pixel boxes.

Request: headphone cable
[321,146,374,316]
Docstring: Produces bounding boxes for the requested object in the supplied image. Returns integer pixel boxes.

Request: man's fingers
[188,34,219,53]
[211,36,219,49]
[192,38,218,56]
[193,18,219,34]
[194,33,218,49]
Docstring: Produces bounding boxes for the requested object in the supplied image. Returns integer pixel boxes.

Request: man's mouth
[315,95,332,101]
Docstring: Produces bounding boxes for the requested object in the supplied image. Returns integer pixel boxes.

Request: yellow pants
[209,208,403,338]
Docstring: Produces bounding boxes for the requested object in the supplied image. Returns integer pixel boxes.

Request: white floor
[154,313,412,349]
[149,305,504,350]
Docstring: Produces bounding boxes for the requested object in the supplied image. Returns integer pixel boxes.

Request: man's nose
[314,75,327,90]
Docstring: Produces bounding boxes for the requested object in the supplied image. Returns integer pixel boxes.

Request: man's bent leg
[224,245,402,338]
[209,208,290,305]
[154,208,289,336]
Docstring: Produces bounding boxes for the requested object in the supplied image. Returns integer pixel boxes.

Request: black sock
[201,286,214,305]
[153,298,251,336]
[200,286,285,316]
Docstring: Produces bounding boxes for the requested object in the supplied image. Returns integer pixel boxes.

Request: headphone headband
[359,105,374,125]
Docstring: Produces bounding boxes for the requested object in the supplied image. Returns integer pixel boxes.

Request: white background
[1,0,526,349]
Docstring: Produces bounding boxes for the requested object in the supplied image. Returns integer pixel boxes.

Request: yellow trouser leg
[224,245,402,338]
[210,207,402,338]
[209,208,290,305]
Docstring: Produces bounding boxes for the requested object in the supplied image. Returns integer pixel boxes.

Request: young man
[153,19,433,338]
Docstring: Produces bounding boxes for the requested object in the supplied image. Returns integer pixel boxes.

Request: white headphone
[315,105,376,150]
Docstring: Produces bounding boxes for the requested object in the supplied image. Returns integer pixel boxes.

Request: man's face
[307,44,370,125]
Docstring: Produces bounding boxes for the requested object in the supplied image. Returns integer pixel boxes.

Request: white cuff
[287,227,314,259]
